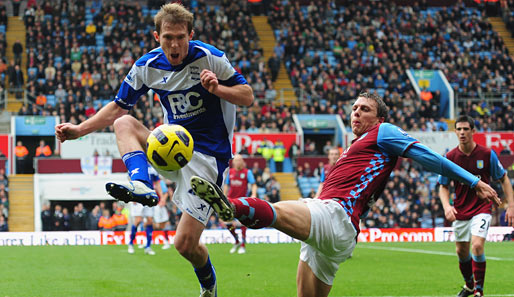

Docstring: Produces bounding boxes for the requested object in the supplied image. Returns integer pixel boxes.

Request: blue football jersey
[114,40,248,160]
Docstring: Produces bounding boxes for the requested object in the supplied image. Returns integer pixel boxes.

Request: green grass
[1,242,514,297]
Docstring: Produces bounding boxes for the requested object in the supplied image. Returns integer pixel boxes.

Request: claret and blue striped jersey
[438,144,505,220]
[318,123,481,233]
[318,123,418,232]
[114,40,248,160]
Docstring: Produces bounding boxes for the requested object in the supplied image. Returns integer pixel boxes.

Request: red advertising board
[232,133,299,157]
[0,134,9,159]
[474,132,514,155]
[358,228,435,242]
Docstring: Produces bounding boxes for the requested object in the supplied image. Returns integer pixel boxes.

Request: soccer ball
[146,124,194,171]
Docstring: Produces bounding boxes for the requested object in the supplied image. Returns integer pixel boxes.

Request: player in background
[314,147,340,198]
[223,154,257,254]
[55,4,253,296]
[127,165,162,255]
[438,115,514,297]
[190,92,500,297]
[154,174,171,250]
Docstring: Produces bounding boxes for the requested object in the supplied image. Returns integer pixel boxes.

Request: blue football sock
[194,256,216,289]
[145,225,153,248]
[122,151,153,189]
[129,224,137,245]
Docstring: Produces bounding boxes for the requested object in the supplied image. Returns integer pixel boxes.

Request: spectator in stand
[273,139,286,172]
[70,204,87,230]
[41,201,52,231]
[12,39,23,65]
[112,206,128,231]
[86,205,101,230]
[53,204,64,231]
[0,214,7,232]
[35,140,52,157]
[98,209,114,231]
[314,147,340,198]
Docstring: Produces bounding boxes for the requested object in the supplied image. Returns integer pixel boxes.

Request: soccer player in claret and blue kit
[439,115,514,297]
[55,3,254,296]
[190,92,501,297]
[223,154,257,254]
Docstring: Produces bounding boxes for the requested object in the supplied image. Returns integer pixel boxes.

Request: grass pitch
[1,241,513,297]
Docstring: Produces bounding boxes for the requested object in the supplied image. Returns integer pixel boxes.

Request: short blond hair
[154,3,194,35]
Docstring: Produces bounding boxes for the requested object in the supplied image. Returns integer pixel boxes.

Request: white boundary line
[359,246,514,261]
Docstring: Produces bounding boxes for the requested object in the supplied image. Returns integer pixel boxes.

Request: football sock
[163,230,169,243]
[122,151,153,189]
[458,255,474,289]
[228,224,239,244]
[145,225,153,248]
[230,197,277,229]
[129,224,137,245]
[241,226,247,247]
[194,255,216,289]
[472,253,486,293]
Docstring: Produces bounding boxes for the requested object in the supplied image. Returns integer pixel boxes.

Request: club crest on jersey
[240,173,245,179]
[189,66,200,80]
[477,160,484,169]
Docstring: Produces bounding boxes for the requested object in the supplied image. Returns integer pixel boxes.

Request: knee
[471,243,484,256]
[174,234,198,259]
[456,246,469,259]
[113,115,136,133]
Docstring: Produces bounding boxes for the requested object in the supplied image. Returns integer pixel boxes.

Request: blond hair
[154,3,194,35]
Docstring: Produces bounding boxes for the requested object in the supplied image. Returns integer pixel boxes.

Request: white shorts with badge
[130,202,154,217]
[300,198,357,286]
[155,151,228,226]
[452,213,492,242]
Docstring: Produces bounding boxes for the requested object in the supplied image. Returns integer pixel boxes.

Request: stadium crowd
[0,0,510,232]
[0,167,8,231]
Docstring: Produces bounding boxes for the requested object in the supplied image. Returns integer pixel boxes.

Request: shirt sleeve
[490,150,506,181]
[224,174,230,185]
[320,168,326,183]
[405,143,479,187]
[377,123,419,157]
[438,154,450,186]
[114,64,149,110]
[247,170,256,184]
[210,53,248,86]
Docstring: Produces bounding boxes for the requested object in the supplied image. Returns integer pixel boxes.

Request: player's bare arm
[498,173,514,226]
[55,102,128,143]
[439,184,457,222]
[200,69,254,106]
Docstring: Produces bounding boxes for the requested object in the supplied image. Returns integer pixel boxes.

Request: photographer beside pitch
[55,3,253,297]
[190,92,500,297]
[438,115,514,297]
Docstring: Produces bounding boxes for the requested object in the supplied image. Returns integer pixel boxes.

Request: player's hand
[474,180,501,207]
[55,123,81,143]
[200,69,218,94]
[505,205,514,227]
[443,206,457,223]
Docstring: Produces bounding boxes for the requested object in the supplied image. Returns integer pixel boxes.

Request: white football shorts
[299,198,357,285]
[130,202,154,217]
[452,213,492,242]
[155,151,228,226]
[153,205,170,224]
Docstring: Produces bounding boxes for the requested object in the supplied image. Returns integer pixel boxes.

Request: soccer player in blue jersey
[55,3,253,296]
[190,92,501,297]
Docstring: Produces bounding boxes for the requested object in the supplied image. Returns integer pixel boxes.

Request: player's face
[233,155,244,170]
[455,122,474,145]
[328,148,340,165]
[154,22,193,66]
[350,97,382,137]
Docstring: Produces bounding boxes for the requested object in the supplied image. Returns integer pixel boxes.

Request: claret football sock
[231,197,276,229]
[122,151,153,189]
[228,225,239,244]
[459,255,474,290]
[472,254,486,294]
